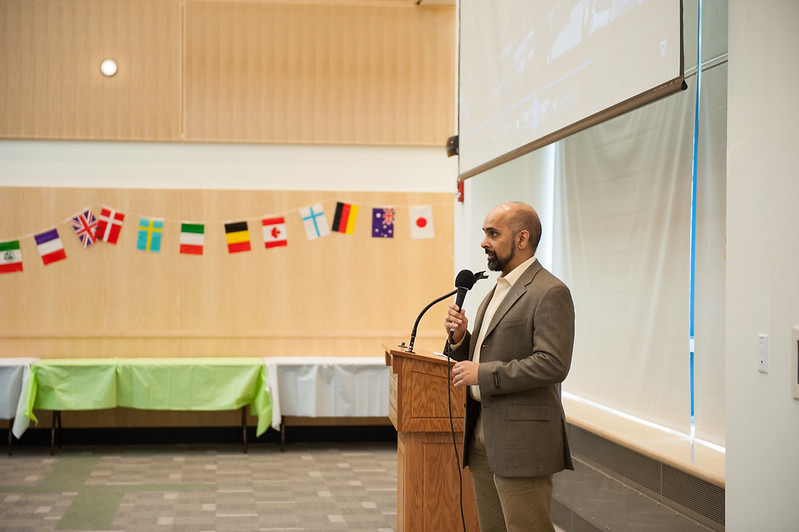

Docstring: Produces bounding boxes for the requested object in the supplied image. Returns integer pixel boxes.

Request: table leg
[7,418,12,456]
[280,421,285,452]
[50,411,56,455]
[241,407,248,454]
[50,411,62,456]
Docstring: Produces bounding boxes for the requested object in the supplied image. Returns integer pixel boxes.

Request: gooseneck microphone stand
[398,288,457,353]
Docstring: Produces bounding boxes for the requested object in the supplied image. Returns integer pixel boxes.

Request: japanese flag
[409,205,434,239]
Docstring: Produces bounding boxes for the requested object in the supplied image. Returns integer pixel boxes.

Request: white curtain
[552,85,696,434]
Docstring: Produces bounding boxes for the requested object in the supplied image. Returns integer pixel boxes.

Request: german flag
[331,202,359,234]
[225,221,251,253]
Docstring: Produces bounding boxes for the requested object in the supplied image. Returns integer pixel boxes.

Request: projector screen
[458,0,684,179]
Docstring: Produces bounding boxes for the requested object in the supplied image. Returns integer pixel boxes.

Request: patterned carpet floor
[0,441,398,532]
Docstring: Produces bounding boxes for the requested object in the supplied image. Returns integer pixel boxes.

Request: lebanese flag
[34,228,67,265]
[0,240,23,273]
[262,217,288,249]
[180,223,205,255]
[96,207,125,244]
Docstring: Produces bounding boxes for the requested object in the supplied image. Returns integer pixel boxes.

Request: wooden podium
[385,346,480,532]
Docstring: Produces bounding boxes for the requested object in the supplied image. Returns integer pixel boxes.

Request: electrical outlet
[758,334,768,373]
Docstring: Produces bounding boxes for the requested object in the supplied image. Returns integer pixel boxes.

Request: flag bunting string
[2,199,452,241]
[0,198,446,271]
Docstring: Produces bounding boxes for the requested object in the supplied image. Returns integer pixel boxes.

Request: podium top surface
[384,346,455,367]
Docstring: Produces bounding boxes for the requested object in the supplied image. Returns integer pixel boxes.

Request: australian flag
[372,207,395,239]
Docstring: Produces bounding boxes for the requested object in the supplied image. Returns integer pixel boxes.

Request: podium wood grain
[386,347,479,532]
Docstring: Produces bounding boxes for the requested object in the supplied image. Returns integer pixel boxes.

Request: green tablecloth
[22,358,272,437]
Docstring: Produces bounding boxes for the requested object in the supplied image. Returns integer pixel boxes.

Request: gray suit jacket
[450,260,575,477]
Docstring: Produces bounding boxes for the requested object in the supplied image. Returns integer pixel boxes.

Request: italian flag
[0,240,23,273]
[180,223,204,255]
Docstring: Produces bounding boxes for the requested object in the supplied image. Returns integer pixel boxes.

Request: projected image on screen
[459,0,683,178]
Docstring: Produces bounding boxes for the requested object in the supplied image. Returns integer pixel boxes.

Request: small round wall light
[100,59,118,77]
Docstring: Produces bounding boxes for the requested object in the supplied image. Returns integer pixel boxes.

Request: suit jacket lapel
[482,260,542,340]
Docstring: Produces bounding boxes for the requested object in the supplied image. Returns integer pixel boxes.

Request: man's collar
[500,255,537,286]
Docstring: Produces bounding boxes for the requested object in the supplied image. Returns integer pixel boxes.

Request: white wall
[452,145,555,327]
[726,1,799,529]
[0,140,457,192]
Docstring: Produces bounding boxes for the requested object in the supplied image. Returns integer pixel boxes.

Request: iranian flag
[180,223,205,255]
[0,240,23,273]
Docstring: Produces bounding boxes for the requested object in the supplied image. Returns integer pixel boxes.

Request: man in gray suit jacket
[446,202,575,532]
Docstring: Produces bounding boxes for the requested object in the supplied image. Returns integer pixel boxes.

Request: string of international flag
[0,200,441,274]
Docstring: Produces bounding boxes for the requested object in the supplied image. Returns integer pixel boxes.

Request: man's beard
[487,245,515,272]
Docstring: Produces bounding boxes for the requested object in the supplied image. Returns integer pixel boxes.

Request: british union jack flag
[71,208,98,248]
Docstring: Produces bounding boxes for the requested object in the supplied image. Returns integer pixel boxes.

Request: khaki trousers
[468,413,555,532]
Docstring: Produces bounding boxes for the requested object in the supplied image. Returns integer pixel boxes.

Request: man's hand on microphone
[445,303,468,344]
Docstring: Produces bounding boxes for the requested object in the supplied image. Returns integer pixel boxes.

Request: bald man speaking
[445,202,575,532]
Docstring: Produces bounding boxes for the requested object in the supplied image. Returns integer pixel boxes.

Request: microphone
[453,269,476,312]
[400,269,486,353]
[450,269,488,343]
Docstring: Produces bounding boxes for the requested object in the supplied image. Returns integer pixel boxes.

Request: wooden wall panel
[0,187,454,358]
[0,0,454,145]
[183,2,454,145]
[0,0,183,140]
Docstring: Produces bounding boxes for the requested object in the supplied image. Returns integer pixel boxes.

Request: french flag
[34,228,67,265]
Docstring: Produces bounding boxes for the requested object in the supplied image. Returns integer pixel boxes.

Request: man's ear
[517,229,530,249]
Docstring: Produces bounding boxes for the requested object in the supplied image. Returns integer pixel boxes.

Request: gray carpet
[0,442,398,532]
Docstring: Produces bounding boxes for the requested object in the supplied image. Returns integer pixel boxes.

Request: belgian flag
[225,221,251,253]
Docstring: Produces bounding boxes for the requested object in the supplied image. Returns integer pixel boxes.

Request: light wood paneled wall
[0,0,183,140]
[0,0,455,145]
[0,187,454,359]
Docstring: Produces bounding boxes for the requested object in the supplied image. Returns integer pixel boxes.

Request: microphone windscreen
[455,269,475,290]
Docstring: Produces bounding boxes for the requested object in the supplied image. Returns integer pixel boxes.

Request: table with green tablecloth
[18,357,272,452]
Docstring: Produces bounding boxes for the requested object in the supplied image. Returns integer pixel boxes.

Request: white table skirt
[0,358,39,437]
[7,356,389,436]
[264,356,390,430]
